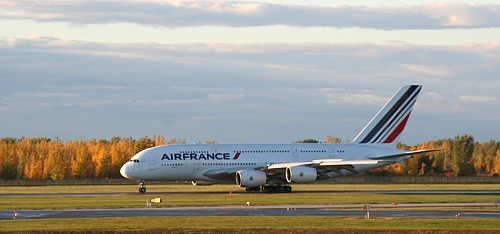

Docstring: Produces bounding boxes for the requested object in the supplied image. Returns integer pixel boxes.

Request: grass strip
[1,216,499,233]
[1,193,498,210]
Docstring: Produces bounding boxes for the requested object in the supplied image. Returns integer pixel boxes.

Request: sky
[0,0,499,144]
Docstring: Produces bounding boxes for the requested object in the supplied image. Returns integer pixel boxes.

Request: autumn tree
[43,141,67,180]
[324,135,342,143]
[205,140,218,144]
[70,141,94,179]
[0,135,498,180]
[295,138,320,143]
[494,150,500,175]
[451,134,475,176]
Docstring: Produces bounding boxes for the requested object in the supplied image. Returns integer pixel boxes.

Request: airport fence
[0,176,499,186]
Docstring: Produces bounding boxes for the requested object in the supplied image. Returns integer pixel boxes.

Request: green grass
[1,184,498,210]
[1,184,498,233]
[1,216,499,233]
[2,193,498,210]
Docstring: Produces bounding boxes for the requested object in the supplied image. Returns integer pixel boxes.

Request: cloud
[170,1,264,15]
[422,3,495,27]
[400,64,451,78]
[1,1,499,29]
[208,93,245,101]
[0,37,499,142]
[9,92,77,99]
[326,93,387,106]
[458,95,500,104]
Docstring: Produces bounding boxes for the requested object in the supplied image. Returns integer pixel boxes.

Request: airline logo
[161,152,241,161]
[359,85,421,144]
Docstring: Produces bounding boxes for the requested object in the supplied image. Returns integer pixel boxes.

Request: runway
[2,203,499,220]
[2,189,498,220]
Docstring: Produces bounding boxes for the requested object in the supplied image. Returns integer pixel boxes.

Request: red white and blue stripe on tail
[351,85,422,147]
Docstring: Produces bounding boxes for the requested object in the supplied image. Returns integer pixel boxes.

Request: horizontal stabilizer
[368,149,440,160]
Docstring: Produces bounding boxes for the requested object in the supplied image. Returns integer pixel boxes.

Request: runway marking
[1,203,499,220]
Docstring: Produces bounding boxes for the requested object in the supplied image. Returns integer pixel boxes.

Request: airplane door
[328,146,336,158]
[193,162,199,170]
[291,146,298,157]
[149,160,156,171]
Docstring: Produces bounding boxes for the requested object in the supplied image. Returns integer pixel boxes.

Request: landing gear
[139,181,146,193]
[262,185,292,193]
[245,186,261,192]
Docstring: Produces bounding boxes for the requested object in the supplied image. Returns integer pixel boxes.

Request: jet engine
[191,181,216,186]
[286,166,317,183]
[235,170,267,187]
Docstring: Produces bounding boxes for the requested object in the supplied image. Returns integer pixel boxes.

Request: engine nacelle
[286,166,317,183]
[235,170,267,187]
[191,181,216,186]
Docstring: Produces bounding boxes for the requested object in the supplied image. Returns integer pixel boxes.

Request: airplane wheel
[246,187,261,192]
[284,186,292,193]
[268,186,279,193]
[139,187,146,193]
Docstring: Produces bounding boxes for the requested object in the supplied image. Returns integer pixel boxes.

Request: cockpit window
[129,159,140,163]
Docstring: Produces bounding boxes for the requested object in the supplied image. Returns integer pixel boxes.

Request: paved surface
[2,189,499,220]
[1,203,499,220]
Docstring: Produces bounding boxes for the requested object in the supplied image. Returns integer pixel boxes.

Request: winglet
[351,85,422,147]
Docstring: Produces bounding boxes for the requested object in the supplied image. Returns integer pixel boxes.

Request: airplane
[120,85,438,193]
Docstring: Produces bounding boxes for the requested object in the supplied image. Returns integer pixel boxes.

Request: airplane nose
[120,163,131,179]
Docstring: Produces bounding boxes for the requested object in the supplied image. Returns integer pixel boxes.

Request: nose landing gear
[139,181,146,193]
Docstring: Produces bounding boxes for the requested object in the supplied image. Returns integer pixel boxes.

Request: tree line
[0,134,498,180]
[0,136,184,180]
[368,135,499,176]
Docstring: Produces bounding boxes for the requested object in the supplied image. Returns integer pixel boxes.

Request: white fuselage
[120,85,430,190]
[120,143,399,183]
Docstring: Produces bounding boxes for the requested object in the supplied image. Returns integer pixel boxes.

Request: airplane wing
[368,149,441,161]
[200,149,440,182]
[266,159,380,176]
[266,149,440,177]
[200,159,374,182]
[267,159,379,170]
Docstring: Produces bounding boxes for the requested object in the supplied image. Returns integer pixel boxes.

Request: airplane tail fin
[351,85,422,148]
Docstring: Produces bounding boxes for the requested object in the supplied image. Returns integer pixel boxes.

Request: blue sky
[1,0,499,144]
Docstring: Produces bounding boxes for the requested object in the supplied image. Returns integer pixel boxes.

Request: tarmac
[1,189,499,220]
[1,203,499,220]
